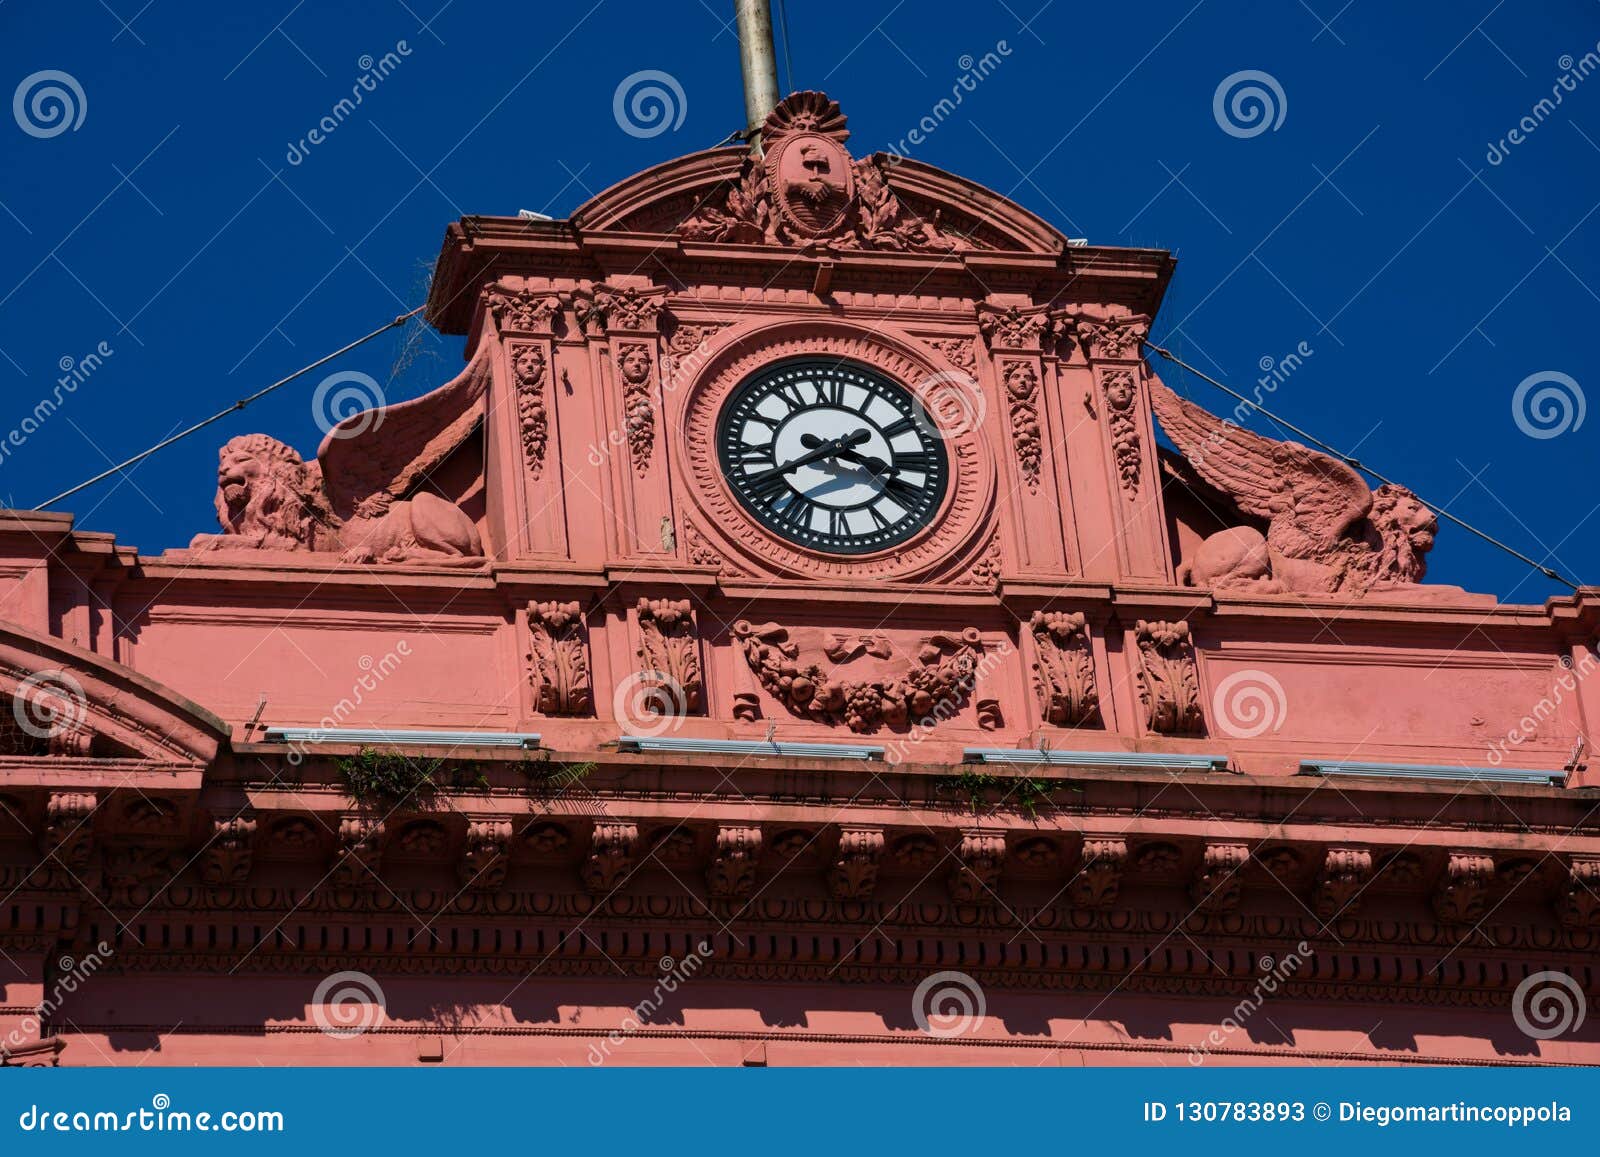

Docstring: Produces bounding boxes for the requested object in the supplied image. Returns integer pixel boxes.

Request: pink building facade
[1,93,1596,1066]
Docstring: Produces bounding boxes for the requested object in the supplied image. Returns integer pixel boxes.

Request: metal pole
[734,0,781,152]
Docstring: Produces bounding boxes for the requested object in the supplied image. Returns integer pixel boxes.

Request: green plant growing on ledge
[933,769,1069,819]
[336,748,445,807]
[520,758,596,801]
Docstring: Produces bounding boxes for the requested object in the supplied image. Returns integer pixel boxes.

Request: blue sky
[1,0,1596,602]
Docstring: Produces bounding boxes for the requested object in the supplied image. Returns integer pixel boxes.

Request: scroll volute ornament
[527,601,591,717]
[1030,611,1101,728]
[731,621,985,734]
[481,281,561,335]
[1133,619,1204,736]
[1074,314,1150,361]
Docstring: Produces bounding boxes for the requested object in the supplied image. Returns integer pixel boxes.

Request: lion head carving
[197,435,331,552]
[1365,483,1437,586]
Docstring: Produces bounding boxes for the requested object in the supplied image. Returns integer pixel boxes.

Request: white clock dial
[717,360,949,555]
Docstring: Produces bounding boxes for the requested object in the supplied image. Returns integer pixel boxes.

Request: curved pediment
[0,621,227,763]
[571,91,1066,256]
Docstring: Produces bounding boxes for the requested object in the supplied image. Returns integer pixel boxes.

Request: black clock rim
[715,357,950,557]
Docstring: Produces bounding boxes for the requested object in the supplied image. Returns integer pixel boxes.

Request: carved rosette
[731,621,984,734]
[1030,611,1100,728]
[679,92,966,252]
[1314,846,1374,920]
[1100,369,1142,494]
[482,282,561,334]
[829,826,885,901]
[1433,852,1494,924]
[527,601,592,717]
[949,830,1006,905]
[1190,842,1249,913]
[582,822,638,894]
[615,342,657,476]
[1559,856,1600,929]
[1134,619,1204,736]
[460,819,512,891]
[1075,315,1149,361]
[1070,836,1128,909]
[329,818,383,890]
[1000,361,1043,493]
[201,814,256,886]
[510,343,550,478]
[636,599,704,717]
[708,825,762,899]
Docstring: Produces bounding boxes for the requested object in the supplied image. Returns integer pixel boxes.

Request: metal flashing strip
[617,736,885,761]
[1299,759,1565,787]
[963,748,1228,772]
[263,728,541,750]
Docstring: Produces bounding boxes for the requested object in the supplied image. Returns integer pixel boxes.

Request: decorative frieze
[636,599,704,718]
[616,341,657,475]
[708,825,762,899]
[329,818,383,890]
[1314,846,1374,920]
[1190,842,1249,913]
[828,826,885,901]
[1030,610,1100,728]
[460,819,512,891]
[1074,314,1149,360]
[1100,369,1143,494]
[1000,360,1043,492]
[527,601,592,717]
[1134,619,1204,735]
[977,304,1053,351]
[582,822,639,894]
[731,621,985,733]
[949,830,1006,905]
[1558,856,1600,929]
[1433,852,1494,924]
[1069,836,1128,909]
[510,343,550,478]
[201,814,256,887]
[482,282,561,334]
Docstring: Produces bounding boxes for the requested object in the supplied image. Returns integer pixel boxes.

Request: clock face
[716,359,950,555]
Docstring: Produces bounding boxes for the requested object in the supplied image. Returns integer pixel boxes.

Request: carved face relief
[768,132,854,236]
[717,359,949,556]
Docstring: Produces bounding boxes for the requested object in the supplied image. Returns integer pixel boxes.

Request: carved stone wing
[1148,372,1371,555]
[316,348,491,522]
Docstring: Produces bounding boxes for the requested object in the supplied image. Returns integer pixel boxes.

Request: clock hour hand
[830,445,889,475]
[745,429,869,485]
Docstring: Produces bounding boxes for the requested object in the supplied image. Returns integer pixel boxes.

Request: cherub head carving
[618,344,652,385]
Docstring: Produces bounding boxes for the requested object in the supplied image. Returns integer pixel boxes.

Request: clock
[716,359,950,555]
